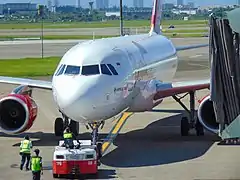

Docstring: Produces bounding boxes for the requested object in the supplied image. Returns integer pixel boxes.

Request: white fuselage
[52,33,178,124]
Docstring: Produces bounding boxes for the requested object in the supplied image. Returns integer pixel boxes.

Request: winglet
[149,0,163,36]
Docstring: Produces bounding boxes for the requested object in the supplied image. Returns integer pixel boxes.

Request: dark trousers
[32,171,41,180]
[64,139,74,149]
[20,153,31,169]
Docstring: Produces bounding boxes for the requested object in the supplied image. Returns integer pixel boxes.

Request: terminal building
[0,3,37,14]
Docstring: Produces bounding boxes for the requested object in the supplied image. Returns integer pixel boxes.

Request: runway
[0,26,208,36]
[0,37,209,59]
[1,38,240,180]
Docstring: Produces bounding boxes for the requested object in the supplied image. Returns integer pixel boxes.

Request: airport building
[76,0,81,8]
[163,3,175,10]
[177,0,184,6]
[133,0,144,8]
[172,9,197,15]
[0,3,37,14]
[96,0,109,9]
[187,2,195,8]
[0,4,3,14]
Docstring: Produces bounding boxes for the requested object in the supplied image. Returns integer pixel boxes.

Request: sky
[1,0,237,8]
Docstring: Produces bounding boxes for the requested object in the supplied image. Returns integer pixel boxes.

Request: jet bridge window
[82,65,100,75]
[55,64,66,76]
[100,64,112,75]
[107,64,118,75]
[64,65,80,75]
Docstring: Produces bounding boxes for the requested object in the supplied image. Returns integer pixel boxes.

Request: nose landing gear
[88,121,105,166]
[54,114,79,137]
[88,121,104,145]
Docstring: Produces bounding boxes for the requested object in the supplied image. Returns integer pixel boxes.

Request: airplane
[0,0,217,145]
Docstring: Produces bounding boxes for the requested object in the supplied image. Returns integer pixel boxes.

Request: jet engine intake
[197,95,219,134]
[0,94,38,135]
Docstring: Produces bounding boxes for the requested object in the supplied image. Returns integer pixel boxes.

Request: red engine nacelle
[0,94,38,135]
[197,94,219,134]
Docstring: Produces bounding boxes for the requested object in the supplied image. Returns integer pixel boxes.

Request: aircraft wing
[175,44,209,51]
[154,79,210,100]
[0,76,52,90]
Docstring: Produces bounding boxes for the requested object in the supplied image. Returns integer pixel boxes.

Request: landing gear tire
[69,120,79,137]
[195,120,204,136]
[181,117,189,136]
[55,117,64,136]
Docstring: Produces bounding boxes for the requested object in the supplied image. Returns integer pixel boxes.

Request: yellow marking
[101,112,133,154]
[112,112,132,134]
[101,142,110,152]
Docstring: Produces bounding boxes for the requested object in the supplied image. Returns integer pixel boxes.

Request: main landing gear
[172,91,204,136]
[54,114,79,137]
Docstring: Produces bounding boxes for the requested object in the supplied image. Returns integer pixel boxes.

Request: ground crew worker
[30,149,43,180]
[19,135,32,171]
[62,127,81,149]
[63,127,74,149]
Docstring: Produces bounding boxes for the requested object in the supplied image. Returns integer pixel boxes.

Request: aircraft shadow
[101,111,220,168]
[150,109,184,113]
[84,169,117,180]
[10,163,116,180]
[69,169,117,180]
[1,109,220,169]
[1,132,94,147]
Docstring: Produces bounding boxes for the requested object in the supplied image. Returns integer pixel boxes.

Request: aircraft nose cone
[53,79,80,109]
[52,76,100,122]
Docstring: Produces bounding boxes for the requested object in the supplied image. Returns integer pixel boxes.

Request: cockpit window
[64,65,80,75]
[100,64,112,75]
[55,64,63,75]
[82,65,100,75]
[107,64,118,75]
[55,64,66,76]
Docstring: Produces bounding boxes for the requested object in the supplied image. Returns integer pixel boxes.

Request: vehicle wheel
[195,119,204,136]
[53,174,58,178]
[55,117,64,136]
[70,120,79,137]
[181,117,189,136]
[89,172,99,178]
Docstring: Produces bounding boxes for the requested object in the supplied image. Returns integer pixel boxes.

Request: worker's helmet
[34,149,40,154]
[24,135,29,140]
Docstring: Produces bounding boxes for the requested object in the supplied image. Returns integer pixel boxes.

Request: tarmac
[0,37,209,59]
[0,37,240,180]
[0,26,209,36]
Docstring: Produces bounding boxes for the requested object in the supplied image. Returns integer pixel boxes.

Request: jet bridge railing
[209,15,240,141]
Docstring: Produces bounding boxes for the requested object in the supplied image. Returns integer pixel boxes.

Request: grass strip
[0,57,60,77]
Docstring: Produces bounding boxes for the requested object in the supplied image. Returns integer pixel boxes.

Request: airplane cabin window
[82,65,100,75]
[56,64,66,76]
[100,64,112,75]
[64,65,80,75]
[107,64,118,75]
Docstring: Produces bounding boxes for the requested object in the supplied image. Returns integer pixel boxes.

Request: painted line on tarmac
[189,54,203,59]
[188,63,209,68]
[101,112,133,155]
[0,39,86,45]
